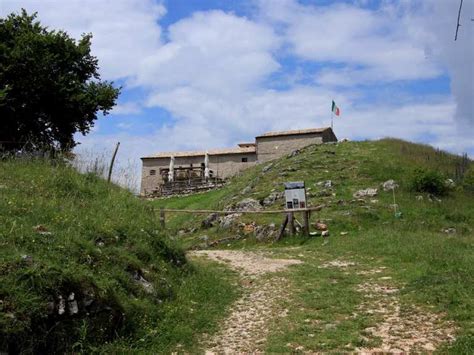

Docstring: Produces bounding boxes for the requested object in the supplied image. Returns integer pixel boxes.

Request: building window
[150,169,156,176]
[241,157,248,163]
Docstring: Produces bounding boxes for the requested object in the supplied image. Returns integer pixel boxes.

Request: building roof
[141,127,333,159]
[256,127,332,139]
[141,146,256,159]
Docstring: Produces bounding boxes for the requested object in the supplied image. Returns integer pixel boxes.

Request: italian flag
[331,100,340,116]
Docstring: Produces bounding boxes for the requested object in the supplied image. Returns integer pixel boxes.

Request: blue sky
[2,0,473,189]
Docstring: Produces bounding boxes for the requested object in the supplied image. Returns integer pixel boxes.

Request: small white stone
[68,300,79,315]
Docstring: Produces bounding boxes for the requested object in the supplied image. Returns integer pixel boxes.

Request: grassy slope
[153,139,474,352]
[0,158,238,353]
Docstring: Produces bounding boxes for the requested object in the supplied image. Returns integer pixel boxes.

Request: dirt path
[355,281,456,353]
[190,252,455,353]
[321,259,456,353]
[189,250,302,354]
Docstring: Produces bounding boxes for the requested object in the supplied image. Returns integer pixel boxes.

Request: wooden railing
[158,205,324,240]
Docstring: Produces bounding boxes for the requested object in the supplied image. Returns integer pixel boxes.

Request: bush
[411,168,448,195]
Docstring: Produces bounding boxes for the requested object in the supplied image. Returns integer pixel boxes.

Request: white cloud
[3,0,472,192]
[419,0,474,130]
[1,0,166,80]
[134,10,281,93]
[259,0,441,83]
[112,102,142,115]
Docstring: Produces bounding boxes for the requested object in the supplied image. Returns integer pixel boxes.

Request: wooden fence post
[275,213,289,241]
[107,142,120,183]
[288,212,295,236]
[160,208,166,229]
[303,209,310,237]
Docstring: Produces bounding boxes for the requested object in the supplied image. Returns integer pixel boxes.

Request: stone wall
[140,153,256,195]
[256,133,324,163]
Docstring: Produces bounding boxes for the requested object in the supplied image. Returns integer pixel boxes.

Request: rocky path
[189,250,302,354]
[355,281,456,353]
[189,251,456,353]
[320,259,456,353]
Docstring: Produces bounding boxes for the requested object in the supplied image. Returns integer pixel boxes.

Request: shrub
[410,168,448,195]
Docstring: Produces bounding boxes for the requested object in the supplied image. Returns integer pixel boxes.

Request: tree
[0,10,120,151]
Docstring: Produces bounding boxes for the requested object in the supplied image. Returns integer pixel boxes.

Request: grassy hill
[0,157,238,353]
[1,139,472,353]
[153,138,474,352]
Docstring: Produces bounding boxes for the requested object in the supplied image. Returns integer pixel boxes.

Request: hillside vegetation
[154,139,474,352]
[0,158,238,353]
[1,139,472,353]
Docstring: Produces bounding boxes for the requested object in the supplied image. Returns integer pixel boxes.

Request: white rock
[382,179,399,191]
[323,180,333,188]
[445,178,456,188]
[68,300,79,315]
[353,188,378,198]
[58,296,66,315]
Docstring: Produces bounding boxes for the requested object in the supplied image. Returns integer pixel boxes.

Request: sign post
[284,181,309,237]
[284,181,307,209]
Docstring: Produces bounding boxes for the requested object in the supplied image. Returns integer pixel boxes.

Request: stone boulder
[445,179,456,188]
[288,149,301,158]
[254,224,276,241]
[382,179,399,191]
[353,188,378,198]
[201,213,219,229]
[232,198,262,211]
[262,192,283,207]
[219,213,242,229]
[132,270,154,294]
[240,185,252,195]
[441,227,456,235]
[262,163,274,173]
[316,180,333,189]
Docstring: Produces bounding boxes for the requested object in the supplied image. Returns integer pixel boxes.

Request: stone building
[255,127,338,163]
[140,127,336,196]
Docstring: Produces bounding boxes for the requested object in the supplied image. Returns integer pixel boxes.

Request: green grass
[153,138,474,352]
[0,157,238,353]
[2,139,472,353]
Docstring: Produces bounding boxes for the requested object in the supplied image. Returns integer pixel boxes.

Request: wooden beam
[288,212,295,236]
[159,206,323,215]
[303,210,310,237]
[275,214,289,241]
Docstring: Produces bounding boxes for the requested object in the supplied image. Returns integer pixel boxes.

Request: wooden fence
[158,205,324,240]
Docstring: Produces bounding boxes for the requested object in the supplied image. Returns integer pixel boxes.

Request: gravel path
[189,250,302,354]
[320,259,456,353]
[355,281,456,353]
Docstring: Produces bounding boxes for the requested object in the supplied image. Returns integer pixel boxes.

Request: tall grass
[72,147,140,193]
[0,157,238,353]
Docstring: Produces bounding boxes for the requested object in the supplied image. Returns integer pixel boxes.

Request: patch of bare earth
[189,250,302,354]
[356,282,456,353]
[320,260,456,353]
